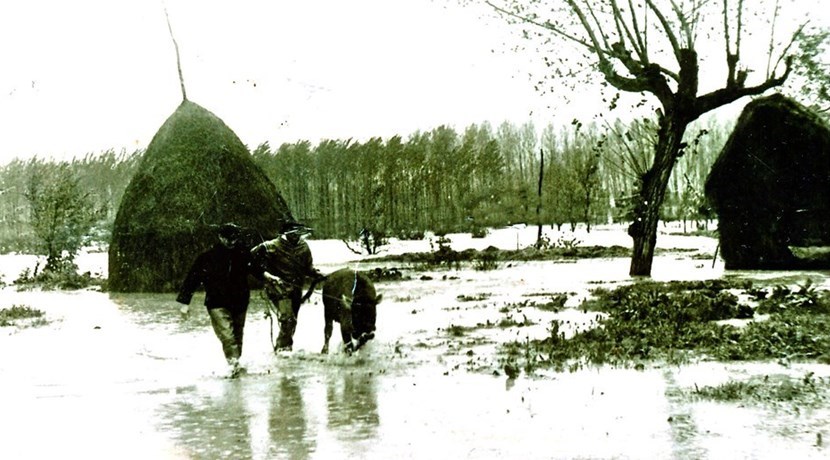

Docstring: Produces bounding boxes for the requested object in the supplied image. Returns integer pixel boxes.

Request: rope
[260,288,281,352]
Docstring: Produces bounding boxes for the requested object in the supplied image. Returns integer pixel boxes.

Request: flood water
[2,226,830,459]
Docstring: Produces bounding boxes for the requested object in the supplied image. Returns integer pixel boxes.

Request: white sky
[0,0,554,163]
[0,1,826,164]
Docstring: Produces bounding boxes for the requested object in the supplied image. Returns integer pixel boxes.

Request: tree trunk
[628,118,687,276]
[536,148,544,245]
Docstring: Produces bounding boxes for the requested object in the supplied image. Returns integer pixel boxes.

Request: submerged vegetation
[14,264,104,291]
[375,242,633,269]
[0,305,46,328]
[691,372,829,407]
[502,279,830,374]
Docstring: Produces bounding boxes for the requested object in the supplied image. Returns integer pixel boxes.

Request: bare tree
[483,0,807,276]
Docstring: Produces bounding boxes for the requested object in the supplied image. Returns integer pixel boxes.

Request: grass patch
[532,293,569,312]
[364,267,405,282]
[473,250,499,271]
[497,314,534,328]
[0,305,46,327]
[501,278,830,374]
[445,324,475,337]
[754,280,830,315]
[693,373,828,406]
[457,293,490,302]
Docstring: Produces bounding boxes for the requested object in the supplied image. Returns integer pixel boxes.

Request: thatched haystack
[705,93,830,269]
[108,100,292,292]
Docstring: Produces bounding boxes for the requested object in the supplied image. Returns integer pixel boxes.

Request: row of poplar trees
[0,118,729,254]
[254,118,729,240]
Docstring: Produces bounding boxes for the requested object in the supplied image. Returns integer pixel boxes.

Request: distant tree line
[0,149,141,254]
[0,118,732,256]
[252,118,731,240]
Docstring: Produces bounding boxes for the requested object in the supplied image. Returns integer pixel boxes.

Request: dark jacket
[176,243,263,310]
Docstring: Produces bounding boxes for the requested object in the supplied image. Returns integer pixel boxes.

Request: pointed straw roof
[108,100,292,292]
[705,93,830,269]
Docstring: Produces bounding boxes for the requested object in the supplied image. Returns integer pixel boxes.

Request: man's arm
[176,253,206,305]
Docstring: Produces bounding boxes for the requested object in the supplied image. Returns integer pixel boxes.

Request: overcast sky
[1,1,826,164]
[0,0,559,163]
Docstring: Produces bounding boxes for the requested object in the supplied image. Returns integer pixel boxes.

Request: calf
[320,268,381,354]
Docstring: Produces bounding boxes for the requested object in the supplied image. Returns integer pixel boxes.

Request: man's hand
[179,304,190,319]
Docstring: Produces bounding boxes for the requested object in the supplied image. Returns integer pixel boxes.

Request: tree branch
[694,56,793,117]
[723,0,738,88]
[771,21,808,77]
[736,0,744,57]
[610,0,646,61]
[668,0,694,48]
[766,0,781,78]
[484,1,596,51]
[487,0,678,106]
[644,0,682,61]
[585,1,612,52]
[564,0,611,65]
[627,0,649,60]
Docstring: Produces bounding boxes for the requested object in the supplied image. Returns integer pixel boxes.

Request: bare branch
[687,0,712,44]
[644,0,682,61]
[602,119,654,178]
[610,0,626,46]
[736,0,744,56]
[487,0,680,103]
[564,0,611,63]
[668,0,693,48]
[610,0,646,61]
[722,0,740,88]
[722,0,731,56]
[561,0,672,99]
[771,21,808,77]
[585,1,612,52]
[341,239,363,255]
[766,0,781,78]
[627,0,649,59]
[484,1,596,51]
[694,56,793,117]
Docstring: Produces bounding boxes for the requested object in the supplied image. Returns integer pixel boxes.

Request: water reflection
[326,370,380,441]
[267,376,315,459]
[159,381,254,459]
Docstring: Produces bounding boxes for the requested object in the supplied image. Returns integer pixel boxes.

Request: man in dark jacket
[176,223,262,377]
[251,220,320,352]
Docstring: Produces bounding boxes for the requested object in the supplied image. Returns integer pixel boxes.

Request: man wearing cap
[251,220,320,352]
[176,223,262,378]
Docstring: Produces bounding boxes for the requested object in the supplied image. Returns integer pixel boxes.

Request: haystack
[108,100,292,292]
[705,94,830,269]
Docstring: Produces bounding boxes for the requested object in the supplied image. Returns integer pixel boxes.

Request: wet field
[2,226,830,459]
